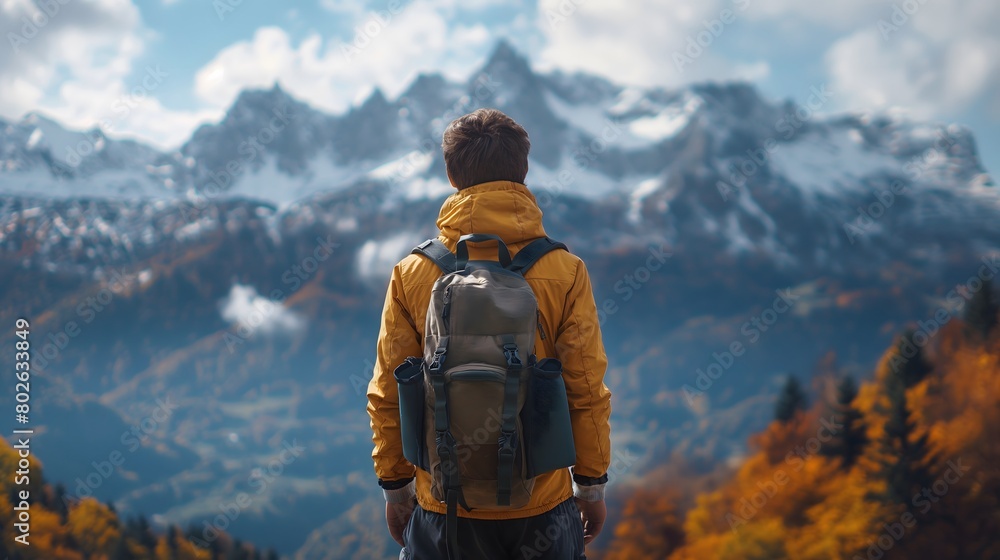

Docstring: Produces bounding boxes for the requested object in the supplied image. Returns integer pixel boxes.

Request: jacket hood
[435,181,547,244]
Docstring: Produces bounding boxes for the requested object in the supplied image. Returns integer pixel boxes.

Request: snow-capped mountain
[2,39,996,276]
[0,112,171,198]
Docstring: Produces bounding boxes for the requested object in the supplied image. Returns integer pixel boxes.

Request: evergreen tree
[887,330,933,388]
[111,536,136,560]
[210,535,224,559]
[226,543,239,560]
[774,374,808,423]
[880,371,936,507]
[185,522,204,549]
[52,482,70,523]
[125,514,157,552]
[227,539,251,560]
[822,376,868,469]
[965,278,999,340]
[264,548,281,560]
[167,524,180,552]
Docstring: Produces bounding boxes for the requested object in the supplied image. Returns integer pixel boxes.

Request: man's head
[441,108,530,190]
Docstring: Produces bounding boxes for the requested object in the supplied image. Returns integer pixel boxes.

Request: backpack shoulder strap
[508,237,568,276]
[411,238,457,274]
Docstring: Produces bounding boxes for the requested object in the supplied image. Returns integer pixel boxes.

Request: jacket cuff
[572,472,609,486]
[381,479,416,503]
[573,480,606,502]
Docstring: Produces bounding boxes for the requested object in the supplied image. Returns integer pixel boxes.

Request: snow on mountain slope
[1,40,997,273]
[1,112,174,199]
[24,113,105,167]
[3,42,991,207]
[769,127,901,197]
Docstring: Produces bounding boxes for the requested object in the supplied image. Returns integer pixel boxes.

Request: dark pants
[401,498,586,560]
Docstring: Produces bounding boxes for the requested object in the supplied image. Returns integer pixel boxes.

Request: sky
[2,0,998,175]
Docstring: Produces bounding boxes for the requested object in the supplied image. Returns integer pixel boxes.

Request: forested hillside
[0,442,279,559]
[603,281,1000,559]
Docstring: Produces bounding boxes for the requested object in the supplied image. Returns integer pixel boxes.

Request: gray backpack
[394,233,577,559]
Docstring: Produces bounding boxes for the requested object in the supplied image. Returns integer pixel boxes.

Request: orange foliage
[603,489,684,559]
[608,319,1000,560]
[0,440,249,559]
[67,498,121,555]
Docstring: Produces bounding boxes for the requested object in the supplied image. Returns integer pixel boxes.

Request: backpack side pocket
[394,357,428,471]
[523,358,577,479]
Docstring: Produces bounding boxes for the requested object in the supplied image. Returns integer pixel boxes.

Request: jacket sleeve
[555,258,612,479]
[367,263,422,483]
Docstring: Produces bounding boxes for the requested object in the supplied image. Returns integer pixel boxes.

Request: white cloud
[194,0,494,115]
[220,284,306,335]
[0,0,513,152]
[825,0,1000,118]
[319,0,364,17]
[0,0,218,150]
[1,0,141,114]
[5,0,996,159]
[743,0,880,29]
[535,0,768,88]
[531,0,996,125]
[356,232,416,283]
[426,0,516,9]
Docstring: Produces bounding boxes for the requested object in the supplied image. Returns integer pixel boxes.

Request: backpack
[393,233,577,559]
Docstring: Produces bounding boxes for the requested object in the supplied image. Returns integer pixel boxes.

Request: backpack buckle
[435,431,455,457]
[429,348,447,372]
[498,430,518,458]
[436,431,461,481]
[502,343,522,367]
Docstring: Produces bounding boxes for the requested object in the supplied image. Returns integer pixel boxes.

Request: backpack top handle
[455,233,512,270]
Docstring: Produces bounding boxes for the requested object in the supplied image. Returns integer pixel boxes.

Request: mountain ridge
[2,41,992,205]
[4,41,996,280]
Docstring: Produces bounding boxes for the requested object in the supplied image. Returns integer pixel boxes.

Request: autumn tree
[0,439,234,560]
[67,498,121,556]
[717,517,788,559]
[603,490,685,559]
[612,292,1000,560]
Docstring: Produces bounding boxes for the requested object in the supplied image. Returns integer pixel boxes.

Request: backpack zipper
[442,286,453,319]
[536,309,547,340]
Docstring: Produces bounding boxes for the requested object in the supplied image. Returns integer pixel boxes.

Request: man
[367,108,612,559]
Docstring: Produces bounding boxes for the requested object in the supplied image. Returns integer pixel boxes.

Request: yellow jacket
[367,180,612,519]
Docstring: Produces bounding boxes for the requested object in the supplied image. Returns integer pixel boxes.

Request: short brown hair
[441,108,530,190]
